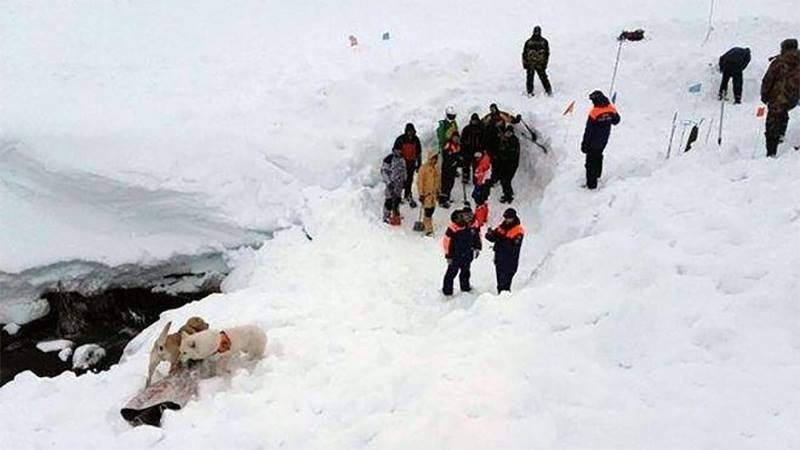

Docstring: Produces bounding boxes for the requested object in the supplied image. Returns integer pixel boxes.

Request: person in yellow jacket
[416,150,441,236]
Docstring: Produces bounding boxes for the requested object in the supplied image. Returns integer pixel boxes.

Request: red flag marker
[563,100,576,116]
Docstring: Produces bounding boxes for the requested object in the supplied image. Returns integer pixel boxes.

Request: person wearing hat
[522,26,552,96]
[581,90,620,189]
[460,113,485,184]
[761,38,800,157]
[381,146,407,224]
[495,125,521,203]
[393,123,423,208]
[417,150,441,236]
[485,208,525,293]
[441,208,482,296]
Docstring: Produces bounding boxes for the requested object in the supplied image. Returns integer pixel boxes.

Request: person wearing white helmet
[436,106,459,153]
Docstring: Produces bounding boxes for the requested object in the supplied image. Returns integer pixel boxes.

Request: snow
[58,347,74,363]
[3,323,21,335]
[35,339,74,354]
[72,344,107,370]
[1,0,800,449]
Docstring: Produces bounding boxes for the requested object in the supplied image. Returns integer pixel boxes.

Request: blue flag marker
[688,83,702,93]
[382,32,390,41]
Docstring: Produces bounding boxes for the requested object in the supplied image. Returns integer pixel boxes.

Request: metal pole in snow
[609,39,624,97]
[717,97,725,146]
[665,111,679,159]
[701,0,716,46]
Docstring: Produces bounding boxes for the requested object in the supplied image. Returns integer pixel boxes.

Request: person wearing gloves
[393,123,423,207]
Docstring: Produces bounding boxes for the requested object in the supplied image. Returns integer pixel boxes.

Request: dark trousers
[585,151,604,189]
[383,197,401,214]
[765,105,790,157]
[719,70,743,102]
[440,163,458,203]
[402,161,416,199]
[443,259,472,295]
[526,67,552,95]
[496,164,517,199]
[424,207,435,218]
[495,261,518,293]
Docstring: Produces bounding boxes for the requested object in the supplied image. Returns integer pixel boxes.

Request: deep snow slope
[2,0,799,448]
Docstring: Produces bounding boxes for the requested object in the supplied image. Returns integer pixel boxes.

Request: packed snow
[1,0,799,449]
[71,344,107,370]
[35,340,74,354]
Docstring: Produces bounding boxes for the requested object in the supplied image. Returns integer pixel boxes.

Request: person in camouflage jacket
[381,147,407,223]
[522,26,552,96]
[761,38,800,157]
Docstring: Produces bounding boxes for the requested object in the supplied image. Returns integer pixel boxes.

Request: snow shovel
[412,204,425,232]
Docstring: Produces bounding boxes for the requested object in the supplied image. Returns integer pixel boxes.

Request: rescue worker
[761,38,800,157]
[436,106,459,152]
[522,26,552,96]
[471,149,492,228]
[393,123,422,207]
[417,150,441,236]
[460,113,484,184]
[718,47,751,103]
[380,147,407,224]
[439,131,461,208]
[581,90,620,190]
[485,208,525,293]
[442,209,482,296]
[495,125,520,203]
[480,103,522,127]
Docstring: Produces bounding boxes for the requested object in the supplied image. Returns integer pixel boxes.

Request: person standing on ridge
[761,38,800,157]
[485,208,525,293]
[393,123,422,208]
[417,150,441,236]
[718,47,751,104]
[581,90,620,190]
[442,209,482,296]
[522,26,552,96]
[380,147,407,224]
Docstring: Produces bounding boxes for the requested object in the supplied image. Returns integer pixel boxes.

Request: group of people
[379,102,530,295]
[381,103,524,233]
[379,28,799,297]
[715,38,799,157]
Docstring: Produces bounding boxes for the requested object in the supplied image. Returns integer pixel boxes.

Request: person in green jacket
[436,106,459,152]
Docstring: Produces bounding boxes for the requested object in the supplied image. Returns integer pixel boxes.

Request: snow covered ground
[1,0,799,448]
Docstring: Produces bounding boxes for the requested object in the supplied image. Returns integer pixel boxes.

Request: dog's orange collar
[216,331,232,354]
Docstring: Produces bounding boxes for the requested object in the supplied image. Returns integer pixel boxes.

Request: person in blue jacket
[581,90,621,190]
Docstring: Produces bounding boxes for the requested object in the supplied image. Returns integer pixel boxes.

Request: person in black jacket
[718,47,751,104]
[522,26,552,96]
[441,209,482,296]
[460,113,484,184]
[581,90,620,190]
[485,208,525,293]
[495,125,521,203]
[393,123,423,207]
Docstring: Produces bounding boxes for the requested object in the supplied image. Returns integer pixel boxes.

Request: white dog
[179,325,267,373]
